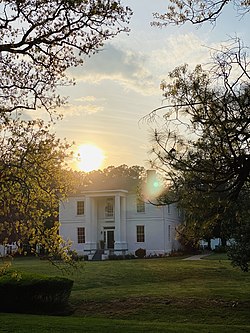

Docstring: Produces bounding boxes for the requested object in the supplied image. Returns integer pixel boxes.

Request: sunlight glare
[76,144,105,172]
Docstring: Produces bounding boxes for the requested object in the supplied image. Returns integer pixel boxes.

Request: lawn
[1,254,250,332]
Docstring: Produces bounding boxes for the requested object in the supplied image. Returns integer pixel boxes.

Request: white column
[121,196,127,243]
[84,196,97,252]
[114,194,121,243]
[114,194,128,252]
[91,198,98,246]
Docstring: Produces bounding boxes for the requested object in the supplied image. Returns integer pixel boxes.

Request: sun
[76,144,105,172]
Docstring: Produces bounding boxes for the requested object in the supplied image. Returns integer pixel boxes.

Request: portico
[82,190,128,257]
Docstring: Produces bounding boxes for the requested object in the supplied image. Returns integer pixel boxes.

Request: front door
[107,230,115,249]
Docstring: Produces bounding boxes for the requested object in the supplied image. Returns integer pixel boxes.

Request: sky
[50,0,250,171]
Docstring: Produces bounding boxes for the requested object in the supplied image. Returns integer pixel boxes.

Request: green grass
[1,255,250,332]
[0,313,249,333]
[205,252,229,260]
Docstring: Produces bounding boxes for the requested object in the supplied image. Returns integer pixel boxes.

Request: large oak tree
[148,0,250,271]
[0,0,132,116]
[0,118,75,260]
[149,39,250,270]
[0,0,132,262]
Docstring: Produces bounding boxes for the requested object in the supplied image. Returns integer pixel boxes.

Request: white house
[0,243,18,257]
[59,181,182,260]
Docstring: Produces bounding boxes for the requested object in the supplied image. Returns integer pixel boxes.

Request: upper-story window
[136,198,145,213]
[77,201,84,215]
[105,198,114,218]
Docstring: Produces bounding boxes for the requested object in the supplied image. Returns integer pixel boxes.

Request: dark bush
[135,248,146,259]
[125,253,136,259]
[108,253,136,260]
[0,272,73,314]
[108,254,124,260]
[213,245,227,253]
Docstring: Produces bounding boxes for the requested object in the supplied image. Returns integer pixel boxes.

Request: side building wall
[59,196,86,255]
[126,194,181,256]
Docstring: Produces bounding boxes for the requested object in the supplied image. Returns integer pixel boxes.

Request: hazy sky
[51,0,250,171]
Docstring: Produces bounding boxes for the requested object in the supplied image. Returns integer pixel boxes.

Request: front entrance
[104,229,115,249]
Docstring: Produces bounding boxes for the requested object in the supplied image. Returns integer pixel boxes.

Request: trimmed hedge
[0,272,74,314]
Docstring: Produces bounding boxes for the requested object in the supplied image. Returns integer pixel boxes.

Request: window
[137,198,145,213]
[168,225,171,242]
[105,198,114,218]
[167,204,171,214]
[77,227,85,243]
[137,225,145,242]
[77,201,84,215]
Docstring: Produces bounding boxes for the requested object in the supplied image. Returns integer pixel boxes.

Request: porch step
[92,249,104,261]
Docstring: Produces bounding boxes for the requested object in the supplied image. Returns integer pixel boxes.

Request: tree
[149,0,250,271]
[0,118,74,261]
[69,164,146,192]
[0,0,132,263]
[149,39,250,270]
[152,0,250,26]
[172,175,232,252]
[150,40,250,199]
[0,0,132,116]
[227,190,250,272]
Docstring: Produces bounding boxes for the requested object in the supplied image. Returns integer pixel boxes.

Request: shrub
[213,245,227,253]
[135,248,146,259]
[67,250,84,261]
[125,253,136,259]
[0,272,73,314]
[108,254,124,260]
[108,253,136,260]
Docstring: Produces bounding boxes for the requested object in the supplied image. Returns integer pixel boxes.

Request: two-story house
[59,172,182,259]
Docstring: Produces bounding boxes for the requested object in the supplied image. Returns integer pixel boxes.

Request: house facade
[0,243,17,257]
[59,187,182,259]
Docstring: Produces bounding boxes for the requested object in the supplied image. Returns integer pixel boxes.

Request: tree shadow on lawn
[72,296,250,325]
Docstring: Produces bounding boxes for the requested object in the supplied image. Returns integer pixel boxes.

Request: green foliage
[228,218,250,272]
[108,253,135,260]
[70,164,146,192]
[148,0,250,272]
[0,0,132,264]
[0,118,75,261]
[0,260,12,276]
[0,271,73,314]
[150,39,250,271]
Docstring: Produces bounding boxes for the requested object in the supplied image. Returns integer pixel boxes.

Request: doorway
[104,229,115,249]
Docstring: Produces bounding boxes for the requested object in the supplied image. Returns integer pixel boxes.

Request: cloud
[74,96,98,103]
[149,33,232,90]
[59,102,104,117]
[69,44,158,96]
[150,34,211,75]
[68,35,224,98]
